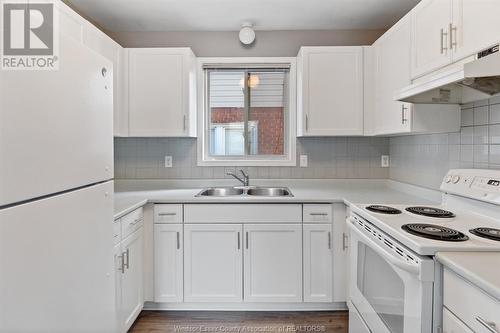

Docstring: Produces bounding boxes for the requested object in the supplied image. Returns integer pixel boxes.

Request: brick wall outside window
[211,107,284,155]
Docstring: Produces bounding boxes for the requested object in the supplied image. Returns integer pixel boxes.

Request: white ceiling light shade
[239,22,255,45]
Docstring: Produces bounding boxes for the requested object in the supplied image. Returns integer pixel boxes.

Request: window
[198,58,296,166]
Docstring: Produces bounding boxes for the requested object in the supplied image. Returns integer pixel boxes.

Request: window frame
[197,57,297,166]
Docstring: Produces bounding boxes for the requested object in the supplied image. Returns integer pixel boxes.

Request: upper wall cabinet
[411,0,500,78]
[127,48,197,137]
[297,47,364,136]
[370,15,460,135]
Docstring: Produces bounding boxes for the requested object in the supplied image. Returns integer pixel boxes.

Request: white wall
[108,30,385,56]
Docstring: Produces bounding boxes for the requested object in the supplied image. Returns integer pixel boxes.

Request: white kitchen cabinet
[154,224,183,303]
[184,224,243,302]
[297,47,364,136]
[443,268,500,333]
[372,15,461,135]
[411,0,453,78]
[303,224,333,302]
[119,228,144,332]
[128,48,197,137]
[373,15,413,135]
[451,0,500,62]
[113,243,124,331]
[243,224,302,302]
[443,308,473,333]
[333,204,349,303]
[411,0,500,78]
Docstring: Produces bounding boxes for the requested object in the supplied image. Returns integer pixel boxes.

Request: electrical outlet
[164,156,173,168]
[300,155,308,167]
[381,155,390,168]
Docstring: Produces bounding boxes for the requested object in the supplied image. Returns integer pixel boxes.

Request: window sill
[197,157,296,167]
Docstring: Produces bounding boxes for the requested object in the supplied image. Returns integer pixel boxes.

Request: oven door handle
[349,219,420,275]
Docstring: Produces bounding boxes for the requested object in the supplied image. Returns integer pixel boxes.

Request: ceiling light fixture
[239,22,255,45]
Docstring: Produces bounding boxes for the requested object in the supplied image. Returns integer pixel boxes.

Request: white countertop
[436,252,500,301]
[113,179,440,219]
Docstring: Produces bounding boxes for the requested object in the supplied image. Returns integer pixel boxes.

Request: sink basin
[247,187,293,197]
[197,187,245,197]
[195,186,293,197]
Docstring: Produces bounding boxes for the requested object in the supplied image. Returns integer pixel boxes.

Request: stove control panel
[441,169,500,204]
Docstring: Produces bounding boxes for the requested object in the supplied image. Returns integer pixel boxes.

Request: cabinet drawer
[303,204,332,223]
[443,268,500,332]
[121,207,144,239]
[113,218,121,244]
[184,204,302,223]
[154,204,183,223]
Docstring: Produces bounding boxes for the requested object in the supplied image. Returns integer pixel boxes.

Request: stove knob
[445,175,452,183]
[452,175,461,184]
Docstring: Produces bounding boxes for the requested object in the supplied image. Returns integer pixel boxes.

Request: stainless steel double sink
[196,186,293,197]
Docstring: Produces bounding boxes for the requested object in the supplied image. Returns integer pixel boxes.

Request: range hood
[396,45,500,104]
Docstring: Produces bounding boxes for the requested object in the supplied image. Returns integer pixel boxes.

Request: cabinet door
[333,203,349,303]
[303,224,333,302]
[374,16,413,135]
[184,224,243,302]
[298,47,363,136]
[243,224,302,302]
[154,224,183,303]
[452,0,500,61]
[121,228,143,332]
[114,243,124,332]
[411,0,453,78]
[128,48,194,137]
[443,307,473,333]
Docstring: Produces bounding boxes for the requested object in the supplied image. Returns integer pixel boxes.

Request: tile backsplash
[114,137,390,179]
[390,97,500,190]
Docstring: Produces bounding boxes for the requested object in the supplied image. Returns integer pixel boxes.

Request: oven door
[348,216,434,333]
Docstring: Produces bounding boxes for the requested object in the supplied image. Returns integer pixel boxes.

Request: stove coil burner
[470,227,500,241]
[402,224,469,241]
[405,206,455,218]
[366,205,402,214]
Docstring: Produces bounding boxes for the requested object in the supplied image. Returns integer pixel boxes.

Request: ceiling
[66,0,421,32]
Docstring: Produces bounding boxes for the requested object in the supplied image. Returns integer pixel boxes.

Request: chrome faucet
[227,169,250,187]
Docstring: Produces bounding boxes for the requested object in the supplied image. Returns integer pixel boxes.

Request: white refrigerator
[0,33,116,332]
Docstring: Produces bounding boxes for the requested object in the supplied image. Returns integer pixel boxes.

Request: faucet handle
[239,169,248,178]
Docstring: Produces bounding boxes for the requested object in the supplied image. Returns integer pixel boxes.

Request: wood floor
[129,311,348,333]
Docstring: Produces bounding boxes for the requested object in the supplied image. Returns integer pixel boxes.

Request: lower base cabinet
[184,224,243,302]
[244,224,302,303]
[154,224,183,302]
[115,227,143,333]
[303,224,333,302]
[443,308,473,333]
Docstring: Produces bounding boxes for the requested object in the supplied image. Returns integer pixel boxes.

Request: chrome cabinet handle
[123,248,130,270]
[158,212,176,216]
[130,218,141,225]
[476,317,499,333]
[118,254,125,274]
[342,232,348,251]
[449,23,457,50]
[176,232,180,250]
[440,28,448,54]
[305,114,309,132]
[309,212,328,216]
[237,232,241,250]
[183,115,187,131]
[401,104,408,124]
[328,232,332,249]
[245,232,249,249]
